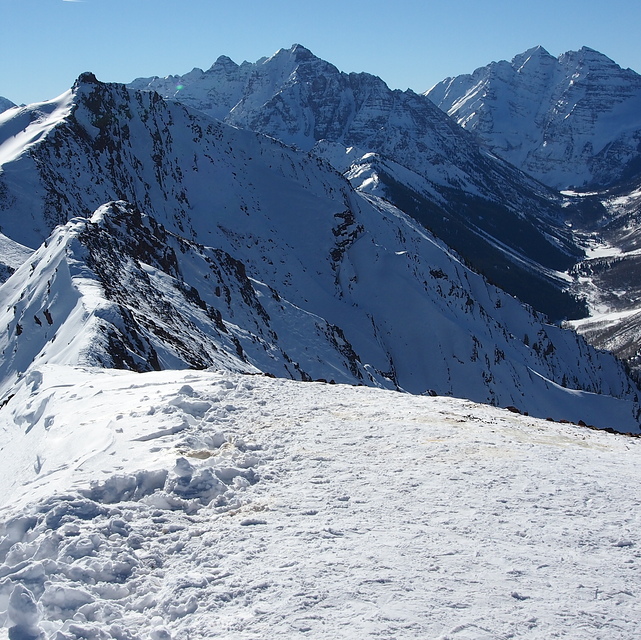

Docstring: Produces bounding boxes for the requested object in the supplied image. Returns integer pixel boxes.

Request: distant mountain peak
[208,54,239,72]
[264,43,330,73]
[0,95,16,113]
[290,43,313,55]
[559,46,619,68]
[515,44,552,58]
[427,45,641,190]
[511,45,555,69]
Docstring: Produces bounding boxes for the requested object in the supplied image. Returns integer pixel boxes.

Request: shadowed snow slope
[0,367,639,639]
[1,195,640,431]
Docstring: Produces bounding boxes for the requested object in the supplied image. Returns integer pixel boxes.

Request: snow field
[0,367,640,639]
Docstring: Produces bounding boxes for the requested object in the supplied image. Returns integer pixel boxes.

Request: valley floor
[0,367,639,639]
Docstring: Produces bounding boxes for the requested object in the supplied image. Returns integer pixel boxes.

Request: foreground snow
[0,366,639,639]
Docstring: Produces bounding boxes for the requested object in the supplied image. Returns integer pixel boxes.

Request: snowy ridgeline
[0,366,639,639]
[1,73,640,431]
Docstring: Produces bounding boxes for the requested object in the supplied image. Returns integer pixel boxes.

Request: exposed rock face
[426,46,641,190]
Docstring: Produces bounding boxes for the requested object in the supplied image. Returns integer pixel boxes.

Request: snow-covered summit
[0,366,639,639]
[426,46,641,190]
[511,44,555,67]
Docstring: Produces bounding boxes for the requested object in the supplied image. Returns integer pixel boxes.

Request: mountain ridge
[0,74,639,429]
[129,45,588,320]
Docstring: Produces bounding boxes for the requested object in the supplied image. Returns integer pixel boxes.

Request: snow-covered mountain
[424,45,641,377]
[0,96,15,114]
[130,45,587,321]
[0,73,639,430]
[2,52,641,640]
[426,46,641,191]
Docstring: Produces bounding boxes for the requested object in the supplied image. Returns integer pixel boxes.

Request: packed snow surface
[1,366,639,639]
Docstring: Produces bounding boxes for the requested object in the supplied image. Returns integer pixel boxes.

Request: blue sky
[1,0,640,105]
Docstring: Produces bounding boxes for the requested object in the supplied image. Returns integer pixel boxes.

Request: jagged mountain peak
[516,44,552,57]
[511,45,556,71]
[559,45,617,67]
[209,54,238,70]
[427,45,641,190]
[204,44,333,84]
[275,43,315,59]
[74,71,101,87]
[259,43,343,86]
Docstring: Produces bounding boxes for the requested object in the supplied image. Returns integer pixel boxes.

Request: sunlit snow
[0,367,639,639]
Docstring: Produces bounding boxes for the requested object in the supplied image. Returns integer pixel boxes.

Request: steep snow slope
[427,46,641,190]
[0,368,640,639]
[0,74,638,428]
[130,45,586,320]
[0,200,385,395]
[3,188,639,429]
[0,234,31,285]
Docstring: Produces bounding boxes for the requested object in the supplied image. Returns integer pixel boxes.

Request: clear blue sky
[1,0,640,105]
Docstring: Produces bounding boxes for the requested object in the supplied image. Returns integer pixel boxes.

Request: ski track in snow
[0,367,640,639]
